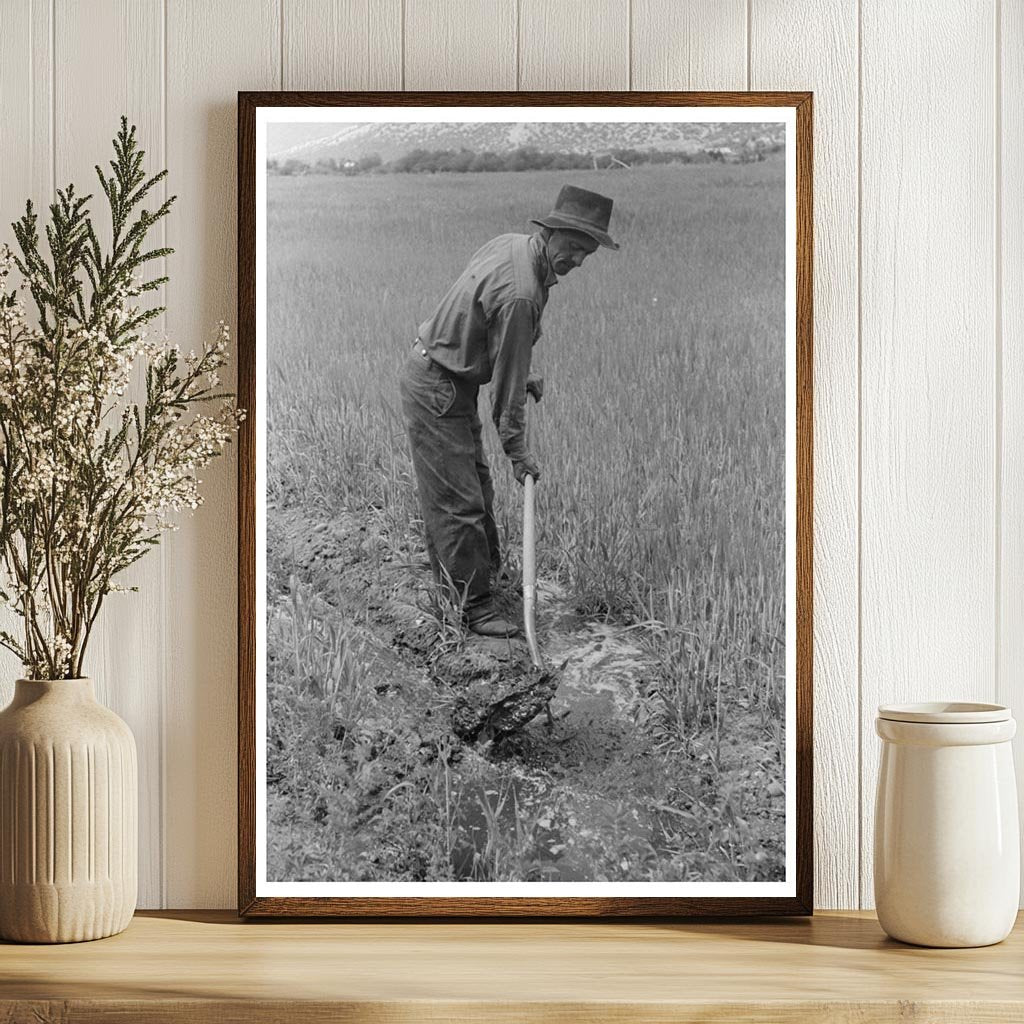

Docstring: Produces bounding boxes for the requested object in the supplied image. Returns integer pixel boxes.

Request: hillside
[267,120,785,165]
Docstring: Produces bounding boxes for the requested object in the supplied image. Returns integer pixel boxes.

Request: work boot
[466,612,520,638]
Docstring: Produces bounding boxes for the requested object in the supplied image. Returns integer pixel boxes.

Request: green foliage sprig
[0,117,242,679]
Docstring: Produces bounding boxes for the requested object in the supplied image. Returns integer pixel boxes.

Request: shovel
[522,472,543,673]
[522,472,559,728]
[522,389,544,675]
[521,447,572,732]
[463,468,559,744]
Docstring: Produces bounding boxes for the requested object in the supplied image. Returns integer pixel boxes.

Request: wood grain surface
[1001,0,1024,843]
[2,910,1024,1022]
[0,4,54,714]
[403,0,516,91]
[163,0,280,910]
[52,0,167,914]
[631,0,747,91]
[751,0,860,914]
[283,0,402,91]
[858,0,998,910]
[518,0,629,90]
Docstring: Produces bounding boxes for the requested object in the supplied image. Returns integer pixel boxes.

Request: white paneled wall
[859,0,999,910]
[0,0,1016,910]
[1007,0,1024,869]
[751,0,860,912]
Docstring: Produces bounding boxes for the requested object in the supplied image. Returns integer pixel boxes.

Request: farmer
[399,184,619,637]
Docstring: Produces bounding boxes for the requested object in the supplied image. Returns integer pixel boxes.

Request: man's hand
[513,454,541,485]
[526,373,544,403]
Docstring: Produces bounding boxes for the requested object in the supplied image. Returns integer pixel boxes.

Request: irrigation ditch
[265,502,785,884]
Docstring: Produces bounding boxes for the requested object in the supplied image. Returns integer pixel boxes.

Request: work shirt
[417,232,556,463]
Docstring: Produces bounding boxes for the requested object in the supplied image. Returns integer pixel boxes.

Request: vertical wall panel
[0,0,51,227]
[0,0,29,707]
[0,0,48,700]
[164,0,279,909]
[1001,0,1024,900]
[519,0,629,90]
[283,0,402,90]
[0,1,53,699]
[860,0,997,908]
[631,1,746,90]
[53,0,165,910]
[751,0,860,911]
[404,0,516,90]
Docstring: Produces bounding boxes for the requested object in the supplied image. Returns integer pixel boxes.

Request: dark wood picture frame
[238,90,813,918]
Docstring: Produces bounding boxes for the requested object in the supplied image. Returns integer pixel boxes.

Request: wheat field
[265,159,788,882]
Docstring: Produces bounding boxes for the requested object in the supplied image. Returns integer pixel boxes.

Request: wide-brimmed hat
[530,185,619,250]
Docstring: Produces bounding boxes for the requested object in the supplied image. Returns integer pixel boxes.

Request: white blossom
[0,242,243,679]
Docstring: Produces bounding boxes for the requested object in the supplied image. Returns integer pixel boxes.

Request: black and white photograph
[243,98,809,912]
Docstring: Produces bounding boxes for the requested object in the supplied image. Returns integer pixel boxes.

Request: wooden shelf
[2,910,1022,1022]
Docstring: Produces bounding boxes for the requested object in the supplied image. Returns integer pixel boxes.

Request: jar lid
[877,702,1011,724]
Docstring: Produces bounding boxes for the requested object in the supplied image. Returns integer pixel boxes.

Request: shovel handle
[522,473,542,669]
[522,390,543,669]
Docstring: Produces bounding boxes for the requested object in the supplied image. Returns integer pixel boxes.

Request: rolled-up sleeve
[488,297,538,462]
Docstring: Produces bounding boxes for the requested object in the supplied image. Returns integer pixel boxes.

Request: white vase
[0,678,137,943]
[874,702,1019,947]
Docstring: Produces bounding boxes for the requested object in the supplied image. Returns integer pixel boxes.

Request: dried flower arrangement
[0,118,242,679]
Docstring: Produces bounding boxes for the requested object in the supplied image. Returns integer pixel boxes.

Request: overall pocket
[403,350,458,417]
[429,377,457,417]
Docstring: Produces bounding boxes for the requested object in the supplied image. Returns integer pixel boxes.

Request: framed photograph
[238,91,812,917]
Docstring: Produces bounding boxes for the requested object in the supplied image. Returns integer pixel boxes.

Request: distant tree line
[267,141,783,177]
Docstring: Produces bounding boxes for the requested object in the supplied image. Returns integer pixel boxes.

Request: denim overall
[398,340,501,621]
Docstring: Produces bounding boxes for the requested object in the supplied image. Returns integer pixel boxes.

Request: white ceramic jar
[874,702,1019,947]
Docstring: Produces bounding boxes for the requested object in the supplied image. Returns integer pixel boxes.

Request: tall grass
[267,162,787,739]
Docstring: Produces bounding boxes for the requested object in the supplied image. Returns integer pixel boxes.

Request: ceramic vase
[874,701,1019,948]
[0,678,137,943]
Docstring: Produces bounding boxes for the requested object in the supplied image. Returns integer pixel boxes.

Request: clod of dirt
[271,505,562,745]
[451,667,560,744]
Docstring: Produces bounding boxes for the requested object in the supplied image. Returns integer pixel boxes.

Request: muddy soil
[266,503,785,883]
